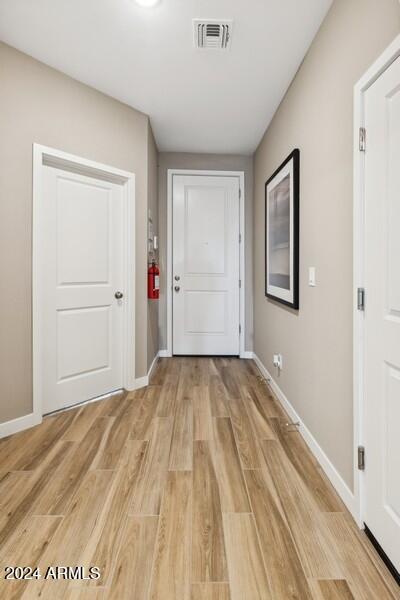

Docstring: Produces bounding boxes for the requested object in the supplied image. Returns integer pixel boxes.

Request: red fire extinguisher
[148,260,160,300]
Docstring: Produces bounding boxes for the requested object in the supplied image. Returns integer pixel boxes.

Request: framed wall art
[265,149,299,309]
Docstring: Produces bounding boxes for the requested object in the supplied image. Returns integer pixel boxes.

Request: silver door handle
[115,291,123,299]
[174,286,180,292]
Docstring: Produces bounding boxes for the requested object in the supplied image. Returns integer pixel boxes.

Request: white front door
[172,174,240,355]
[363,56,400,572]
[41,165,124,414]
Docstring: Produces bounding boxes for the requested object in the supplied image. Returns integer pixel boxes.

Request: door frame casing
[165,169,246,358]
[33,144,136,422]
[353,34,400,527]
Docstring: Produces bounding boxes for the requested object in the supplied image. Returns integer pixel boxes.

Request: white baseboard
[158,349,171,358]
[252,353,358,521]
[135,351,161,390]
[241,351,254,359]
[0,353,162,438]
[0,412,42,440]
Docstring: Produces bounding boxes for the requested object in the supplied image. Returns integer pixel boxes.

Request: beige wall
[158,152,254,353]
[0,42,158,424]
[147,124,159,370]
[254,0,400,489]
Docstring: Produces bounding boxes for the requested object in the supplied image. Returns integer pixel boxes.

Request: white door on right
[172,174,240,355]
[364,56,400,573]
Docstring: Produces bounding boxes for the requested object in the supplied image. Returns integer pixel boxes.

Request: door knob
[174,275,180,281]
[174,286,180,292]
[115,291,123,299]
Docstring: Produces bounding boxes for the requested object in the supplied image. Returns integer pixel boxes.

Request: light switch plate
[309,267,316,287]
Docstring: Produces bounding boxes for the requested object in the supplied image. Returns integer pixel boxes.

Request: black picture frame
[265,149,300,309]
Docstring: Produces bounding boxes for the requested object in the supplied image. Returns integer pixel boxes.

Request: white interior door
[41,165,124,414]
[172,174,240,355]
[363,56,400,572]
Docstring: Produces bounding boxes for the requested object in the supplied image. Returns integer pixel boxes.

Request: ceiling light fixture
[135,0,160,7]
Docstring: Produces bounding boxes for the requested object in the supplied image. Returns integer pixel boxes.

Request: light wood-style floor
[0,357,399,599]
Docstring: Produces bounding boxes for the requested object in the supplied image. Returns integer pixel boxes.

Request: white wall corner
[252,354,359,524]
[135,350,161,390]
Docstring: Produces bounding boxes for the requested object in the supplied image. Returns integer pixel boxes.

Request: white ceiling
[0,0,332,154]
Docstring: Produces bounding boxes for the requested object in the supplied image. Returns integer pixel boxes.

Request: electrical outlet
[273,354,283,370]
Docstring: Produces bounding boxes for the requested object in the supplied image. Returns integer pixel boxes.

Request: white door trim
[32,144,136,424]
[353,34,400,527]
[166,169,246,358]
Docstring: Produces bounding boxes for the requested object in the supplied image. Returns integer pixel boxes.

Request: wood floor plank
[107,516,158,600]
[97,391,133,418]
[211,418,250,513]
[268,418,343,512]
[14,410,77,471]
[209,376,230,417]
[191,583,231,600]
[0,471,35,514]
[149,471,192,600]
[22,470,114,599]
[228,397,263,469]
[223,513,271,600]
[244,468,312,599]
[323,513,398,600]
[169,386,193,471]
[62,401,106,442]
[150,358,169,385]
[0,441,73,547]
[129,417,174,515]
[260,440,343,579]
[156,381,178,418]
[0,515,61,600]
[66,590,105,600]
[193,386,213,441]
[0,424,47,472]
[248,378,283,418]
[346,515,400,599]
[0,357,397,600]
[240,385,276,440]
[130,386,160,440]
[312,579,355,600]
[33,417,113,516]
[80,441,148,587]
[192,441,228,582]
[94,398,133,469]
[218,366,241,400]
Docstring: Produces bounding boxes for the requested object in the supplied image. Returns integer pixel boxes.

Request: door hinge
[239,188,242,199]
[357,287,365,311]
[239,279,242,288]
[239,324,241,334]
[358,446,365,471]
[359,127,366,152]
[239,233,242,243]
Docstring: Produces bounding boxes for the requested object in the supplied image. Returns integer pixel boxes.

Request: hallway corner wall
[147,123,160,371]
[253,0,400,491]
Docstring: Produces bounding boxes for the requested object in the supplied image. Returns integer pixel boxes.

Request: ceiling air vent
[193,19,233,50]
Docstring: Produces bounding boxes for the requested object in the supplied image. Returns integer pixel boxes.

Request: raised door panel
[57,306,111,381]
[185,187,227,276]
[56,177,111,286]
[385,365,400,521]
